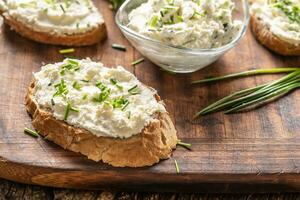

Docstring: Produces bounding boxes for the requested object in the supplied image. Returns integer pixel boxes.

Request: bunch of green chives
[192,68,300,117]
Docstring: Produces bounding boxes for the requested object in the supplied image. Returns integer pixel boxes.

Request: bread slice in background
[251,15,300,56]
[0,1,107,46]
[25,80,178,167]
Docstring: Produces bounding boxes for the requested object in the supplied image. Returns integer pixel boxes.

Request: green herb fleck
[24,128,39,138]
[177,140,192,150]
[64,102,79,120]
[53,79,68,97]
[128,85,140,95]
[59,48,75,54]
[93,89,111,103]
[110,78,123,90]
[72,81,82,90]
[60,4,66,13]
[110,97,129,109]
[131,58,144,66]
[82,94,88,100]
[112,43,126,51]
[174,159,180,173]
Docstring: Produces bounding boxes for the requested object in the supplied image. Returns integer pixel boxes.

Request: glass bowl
[115,0,249,73]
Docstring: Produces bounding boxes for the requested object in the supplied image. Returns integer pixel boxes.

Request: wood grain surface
[2,179,300,200]
[0,0,300,192]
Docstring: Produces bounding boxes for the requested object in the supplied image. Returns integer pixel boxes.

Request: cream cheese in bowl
[116,0,249,73]
[128,0,242,49]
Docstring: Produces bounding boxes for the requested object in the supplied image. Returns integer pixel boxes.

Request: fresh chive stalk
[59,48,75,54]
[174,159,180,173]
[112,44,126,51]
[177,141,192,149]
[131,58,144,66]
[191,68,299,84]
[24,128,39,137]
[196,70,300,116]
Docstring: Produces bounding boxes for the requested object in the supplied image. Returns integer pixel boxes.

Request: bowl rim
[115,0,250,54]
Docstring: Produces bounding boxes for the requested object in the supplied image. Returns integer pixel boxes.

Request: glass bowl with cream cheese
[116,0,249,73]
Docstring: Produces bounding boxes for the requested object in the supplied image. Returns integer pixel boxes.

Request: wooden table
[1,179,300,200]
[1,0,300,193]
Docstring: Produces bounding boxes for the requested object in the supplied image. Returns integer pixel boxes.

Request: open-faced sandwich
[250,0,300,56]
[0,0,106,46]
[25,58,178,167]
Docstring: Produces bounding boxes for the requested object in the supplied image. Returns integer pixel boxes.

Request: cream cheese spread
[33,58,166,138]
[250,0,300,45]
[0,0,104,35]
[128,0,242,49]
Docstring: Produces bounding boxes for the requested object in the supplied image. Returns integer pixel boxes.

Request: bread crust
[1,13,107,46]
[25,81,178,167]
[250,15,300,56]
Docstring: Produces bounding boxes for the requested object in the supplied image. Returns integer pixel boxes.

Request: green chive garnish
[128,85,140,95]
[121,101,130,111]
[174,159,180,173]
[64,102,71,120]
[149,15,159,28]
[112,44,126,51]
[59,48,75,54]
[131,58,144,66]
[24,128,39,138]
[82,94,88,100]
[72,81,82,90]
[64,102,79,120]
[177,141,192,149]
[110,78,123,90]
[60,4,66,13]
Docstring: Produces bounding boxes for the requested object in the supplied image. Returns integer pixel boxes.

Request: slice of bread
[251,15,300,56]
[25,81,177,167]
[0,1,107,46]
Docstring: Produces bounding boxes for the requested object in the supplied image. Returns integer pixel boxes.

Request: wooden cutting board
[1,0,300,193]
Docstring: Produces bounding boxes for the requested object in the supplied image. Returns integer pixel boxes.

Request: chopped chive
[127,111,131,119]
[81,79,89,83]
[112,44,126,51]
[131,58,144,66]
[110,78,123,90]
[174,159,180,173]
[70,107,79,112]
[82,94,88,100]
[177,141,192,149]
[60,4,66,13]
[149,15,159,27]
[72,81,82,90]
[24,128,39,138]
[121,101,130,111]
[64,102,71,120]
[128,85,140,95]
[51,99,55,106]
[59,48,75,54]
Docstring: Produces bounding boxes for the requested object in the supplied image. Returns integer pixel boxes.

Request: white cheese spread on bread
[128,0,242,49]
[33,58,166,138]
[0,0,104,35]
[250,0,300,45]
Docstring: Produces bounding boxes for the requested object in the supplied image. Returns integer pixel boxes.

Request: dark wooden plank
[0,0,300,192]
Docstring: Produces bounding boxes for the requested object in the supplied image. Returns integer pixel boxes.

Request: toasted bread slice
[25,81,177,167]
[251,15,300,56]
[0,1,107,46]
